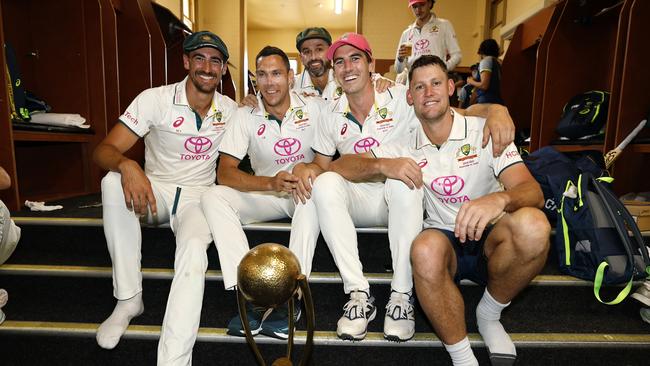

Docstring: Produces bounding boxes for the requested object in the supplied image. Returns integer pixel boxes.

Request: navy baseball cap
[183,31,229,61]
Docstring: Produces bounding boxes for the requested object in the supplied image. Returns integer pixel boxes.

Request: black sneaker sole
[383,334,413,343]
[337,333,366,341]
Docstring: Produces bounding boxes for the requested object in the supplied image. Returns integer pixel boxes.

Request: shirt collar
[253,90,307,120]
[173,77,223,118]
[299,68,337,91]
[332,83,394,115]
[414,108,466,149]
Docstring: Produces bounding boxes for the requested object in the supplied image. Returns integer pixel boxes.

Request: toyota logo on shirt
[415,39,430,51]
[431,175,465,196]
[184,136,213,154]
[353,137,379,153]
[274,138,302,156]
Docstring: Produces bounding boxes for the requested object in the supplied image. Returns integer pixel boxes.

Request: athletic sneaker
[631,280,650,307]
[337,290,376,341]
[383,291,415,342]
[260,300,302,340]
[227,302,270,336]
[0,289,7,325]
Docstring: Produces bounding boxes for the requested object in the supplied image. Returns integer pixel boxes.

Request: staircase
[1,195,649,365]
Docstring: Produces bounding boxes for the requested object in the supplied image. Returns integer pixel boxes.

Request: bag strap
[559,180,576,266]
[589,174,648,304]
[593,262,634,305]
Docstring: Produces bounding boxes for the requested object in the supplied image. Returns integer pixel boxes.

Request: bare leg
[411,229,478,366]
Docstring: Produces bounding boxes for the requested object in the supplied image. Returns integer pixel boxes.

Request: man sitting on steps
[93,31,238,366]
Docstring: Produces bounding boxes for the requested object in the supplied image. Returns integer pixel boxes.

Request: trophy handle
[237,289,266,366]
[297,275,315,366]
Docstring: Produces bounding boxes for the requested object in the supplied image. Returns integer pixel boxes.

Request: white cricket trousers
[0,199,20,265]
[101,172,213,366]
[290,172,423,294]
[200,185,302,290]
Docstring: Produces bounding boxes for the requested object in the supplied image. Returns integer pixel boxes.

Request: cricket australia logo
[181,136,212,161]
[460,144,471,156]
[378,107,388,119]
[274,138,305,165]
[353,137,380,153]
[215,111,222,122]
[295,109,304,120]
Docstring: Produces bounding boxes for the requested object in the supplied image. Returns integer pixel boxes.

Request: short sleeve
[479,57,494,74]
[492,142,523,177]
[218,108,251,160]
[119,89,160,137]
[312,112,338,156]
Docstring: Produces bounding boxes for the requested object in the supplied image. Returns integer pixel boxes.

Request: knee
[510,207,551,258]
[174,236,210,274]
[200,185,234,211]
[411,235,451,282]
[101,172,124,199]
[311,172,347,205]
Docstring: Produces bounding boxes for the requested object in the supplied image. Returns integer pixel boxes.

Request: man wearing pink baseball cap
[288,32,516,343]
[396,0,462,77]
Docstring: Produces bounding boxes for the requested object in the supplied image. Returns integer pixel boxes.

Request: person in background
[395,0,462,81]
[92,31,238,366]
[466,39,503,105]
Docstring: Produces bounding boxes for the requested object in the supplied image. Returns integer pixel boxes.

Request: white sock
[476,289,516,357]
[444,336,478,366]
[96,292,144,349]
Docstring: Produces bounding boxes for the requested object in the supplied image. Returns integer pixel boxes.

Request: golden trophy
[237,243,315,366]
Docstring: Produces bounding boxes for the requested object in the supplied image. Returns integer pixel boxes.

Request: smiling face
[256,54,293,110]
[183,47,226,94]
[300,38,331,78]
[331,44,374,97]
[407,63,455,123]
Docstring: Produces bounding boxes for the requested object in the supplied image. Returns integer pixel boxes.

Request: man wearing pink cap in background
[396,0,462,76]
[288,32,515,342]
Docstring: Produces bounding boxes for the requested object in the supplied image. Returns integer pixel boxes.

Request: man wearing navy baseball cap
[288,32,517,344]
[93,30,238,365]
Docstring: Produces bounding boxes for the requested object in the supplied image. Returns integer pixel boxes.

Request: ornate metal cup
[237,243,315,366]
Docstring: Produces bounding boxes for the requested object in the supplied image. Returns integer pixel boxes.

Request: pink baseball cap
[326,32,373,61]
[408,0,427,6]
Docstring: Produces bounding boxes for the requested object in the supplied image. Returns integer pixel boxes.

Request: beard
[306,59,329,78]
[190,72,219,94]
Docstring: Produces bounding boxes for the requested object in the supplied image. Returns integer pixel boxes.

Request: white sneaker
[0,289,7,325]
[631,281,650,307]
[383,291,415,342]
[336,290,376,341]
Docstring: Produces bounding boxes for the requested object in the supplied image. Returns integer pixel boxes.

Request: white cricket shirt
[119,77,238,187]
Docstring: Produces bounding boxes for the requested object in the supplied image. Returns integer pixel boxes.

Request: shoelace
[342,297,372,320]
[385,296,414,321]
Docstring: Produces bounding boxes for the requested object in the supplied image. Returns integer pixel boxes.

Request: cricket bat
[604,119,647,169]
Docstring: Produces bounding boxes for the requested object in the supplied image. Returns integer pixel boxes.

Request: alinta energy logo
[354,137,379,153]
[430,175,469,204]
[181,136,212,161]
[274,138,304,165]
